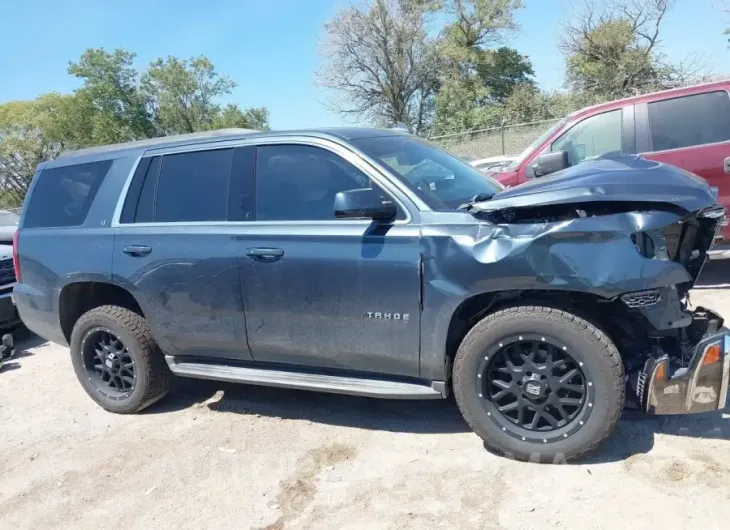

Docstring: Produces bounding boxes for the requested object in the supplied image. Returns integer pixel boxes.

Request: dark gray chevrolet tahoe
[13,127,730,462]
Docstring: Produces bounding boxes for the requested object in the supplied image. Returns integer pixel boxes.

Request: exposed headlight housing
[631,231,657,259]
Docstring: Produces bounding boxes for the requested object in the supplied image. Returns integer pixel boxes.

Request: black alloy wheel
[82,328,136,397]
[477,334,592,442]
[70,305,171,414]
[453,305,625,462]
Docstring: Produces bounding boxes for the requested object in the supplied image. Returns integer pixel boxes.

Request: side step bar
[165,356,445,400]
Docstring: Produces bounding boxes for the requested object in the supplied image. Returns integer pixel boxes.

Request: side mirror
[533,150,569,178]
[334,188,397,221]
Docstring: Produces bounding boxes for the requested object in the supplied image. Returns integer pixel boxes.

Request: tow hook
[0,334,15,369]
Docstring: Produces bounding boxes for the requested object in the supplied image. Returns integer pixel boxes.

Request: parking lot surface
[2,261,730,529]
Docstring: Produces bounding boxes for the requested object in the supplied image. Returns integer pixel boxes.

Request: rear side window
[648,91,730,151]
[134,157,160,223]
[155,149,233,223]
[24,160,112,228]
[120,156,160,224]
[121,149,234,224]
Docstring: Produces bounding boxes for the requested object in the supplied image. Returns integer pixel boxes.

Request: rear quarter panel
[14,155,139,345]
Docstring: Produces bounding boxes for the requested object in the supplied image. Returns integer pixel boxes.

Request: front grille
[622,289,661,308]
[0,258,15,286]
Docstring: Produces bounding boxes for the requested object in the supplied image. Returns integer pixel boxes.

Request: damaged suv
[13,128,729,462]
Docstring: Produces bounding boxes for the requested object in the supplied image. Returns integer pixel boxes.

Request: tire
[453,305,624,463]
[69,305,171,414]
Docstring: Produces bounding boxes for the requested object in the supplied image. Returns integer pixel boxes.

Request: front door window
[551,110,623,166]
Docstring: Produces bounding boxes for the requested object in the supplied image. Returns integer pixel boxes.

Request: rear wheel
[70,305,171,413]
[453,305,624,462]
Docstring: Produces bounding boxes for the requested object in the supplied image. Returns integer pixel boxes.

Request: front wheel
[453,305,625,463]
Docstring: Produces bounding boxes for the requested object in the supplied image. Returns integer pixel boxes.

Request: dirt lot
[2,263,730,530]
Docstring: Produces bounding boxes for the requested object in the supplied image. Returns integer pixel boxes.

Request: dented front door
[236,141,422,377]
[237,222,422,378]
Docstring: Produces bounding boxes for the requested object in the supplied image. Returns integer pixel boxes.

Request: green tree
[503,84,598,123]
[210,104,269,131]
[431,0,527,133]
[432,76,503,133]
[70,48,270,138]
[476,47,534,103]
[68,48,157,143]
[561,0,707,99]
[0,93,95,205]
[1,48,269,205]
[437,0,522,57]
[142,56,268,133]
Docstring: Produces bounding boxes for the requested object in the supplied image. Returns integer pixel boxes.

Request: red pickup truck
[490,80,730,241]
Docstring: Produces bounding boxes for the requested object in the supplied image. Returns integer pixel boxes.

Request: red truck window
[550,109,623,166]
[648,91,730,151]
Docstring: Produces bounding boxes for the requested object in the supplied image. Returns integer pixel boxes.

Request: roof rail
[57,128,259,158]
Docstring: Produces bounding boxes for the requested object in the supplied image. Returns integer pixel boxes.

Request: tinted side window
[255,144,402,221]
[24,160,112,228]
[135,156,160,223]
[120,156,160,224]
[155,149,233,223]
[551,110,622,165]
[228,146,255,222]
[648,91,730,151]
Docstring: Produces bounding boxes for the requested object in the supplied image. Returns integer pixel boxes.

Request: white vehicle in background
[469,155,517,173]
[0,209,19,368]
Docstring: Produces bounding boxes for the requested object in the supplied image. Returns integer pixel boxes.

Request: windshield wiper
[457,193,495,210]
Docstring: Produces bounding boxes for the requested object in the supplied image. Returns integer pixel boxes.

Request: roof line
[57,128,259,158]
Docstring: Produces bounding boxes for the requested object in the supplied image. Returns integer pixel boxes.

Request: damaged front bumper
[641,312,730,414]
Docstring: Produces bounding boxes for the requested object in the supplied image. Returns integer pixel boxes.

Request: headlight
[631,231,657,259]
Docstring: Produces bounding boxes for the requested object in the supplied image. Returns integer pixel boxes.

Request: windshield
[0,210,19,227]
[504,117,571,172]
[353,135,504,210]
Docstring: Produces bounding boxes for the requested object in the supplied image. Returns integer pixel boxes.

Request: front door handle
[122,245,152,257]
[724,157,730,175]
[245,247,284,262]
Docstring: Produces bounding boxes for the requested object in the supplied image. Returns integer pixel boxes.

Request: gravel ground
[2,261,730,529]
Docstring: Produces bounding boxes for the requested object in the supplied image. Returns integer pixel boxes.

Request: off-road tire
[453,305,624,463]
[70,305,171,414]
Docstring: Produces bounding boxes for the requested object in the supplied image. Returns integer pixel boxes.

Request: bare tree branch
[560,0,711,99]
[316,0,441,133]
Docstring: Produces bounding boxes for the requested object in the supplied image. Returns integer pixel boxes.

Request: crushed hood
[472,156,717,214]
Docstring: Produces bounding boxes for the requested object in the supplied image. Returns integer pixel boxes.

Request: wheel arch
[59,281,145,343]
[443,288,641,373]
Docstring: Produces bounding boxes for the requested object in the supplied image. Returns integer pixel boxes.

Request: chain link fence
[429,118,563,159]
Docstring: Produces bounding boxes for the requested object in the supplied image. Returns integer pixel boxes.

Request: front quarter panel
[418,211,693,380]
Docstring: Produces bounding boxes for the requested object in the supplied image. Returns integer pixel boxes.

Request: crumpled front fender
[419,210,693,380]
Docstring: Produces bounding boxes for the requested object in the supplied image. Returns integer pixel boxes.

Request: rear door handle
[245,247,284,262]
[122,245,152,257]
[724,157,730,174]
